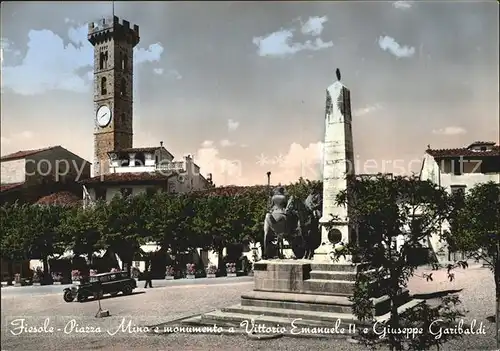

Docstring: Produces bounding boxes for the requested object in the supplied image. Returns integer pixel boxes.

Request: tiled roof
[115,147,160,153]
[468,141,497,147]
[0,182,25,192]
[36,191,82,206]
[81,172,177,184]
[426,145,499,158]
[1,146,59,161]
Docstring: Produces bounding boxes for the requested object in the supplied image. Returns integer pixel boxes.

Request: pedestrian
[144,266,153,288]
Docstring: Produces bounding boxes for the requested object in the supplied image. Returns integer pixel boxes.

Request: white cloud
[393,1,413,9]
[227,119,239,131]
[153,68,164,75]
[219,139,234,147]
[432,126,467,135]
[201,140,214,148]
[253,17,333,58]
[167,69,182,80]
[354,103,383,117]
[1,23,165,95]
[193,142,248,186]
[378,35,415,58]
[300,16,328,36]
[1,136,11,146]
[0,131,34,152]
[18,130,34,139]
[255,142,324,184]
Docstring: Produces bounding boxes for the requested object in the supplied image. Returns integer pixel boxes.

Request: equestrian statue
[263,183,322,260]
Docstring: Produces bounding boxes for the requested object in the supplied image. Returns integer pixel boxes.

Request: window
[101,77,107,95]
[134,261,140,268]
[452,159,463,175]
[120,78,126,97]
[134,153,145,166]
[122,55,128,70]
[120,113,125,125]
[155,155,159,165]
[99,51,108,70]
[120,156,130,167]
[120,188,132,198]
[480,158,499,173]
[480,146,487,151]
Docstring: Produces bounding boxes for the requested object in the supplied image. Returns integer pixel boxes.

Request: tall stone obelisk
[315,69,356,262]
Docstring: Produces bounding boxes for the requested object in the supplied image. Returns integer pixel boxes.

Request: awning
[93,250,107,258]
[141,244,161,253]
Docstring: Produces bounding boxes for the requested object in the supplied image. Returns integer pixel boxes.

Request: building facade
[0,146,91,205]
[420,141,500,262]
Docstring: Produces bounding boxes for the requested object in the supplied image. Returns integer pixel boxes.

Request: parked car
[63,271,136,302]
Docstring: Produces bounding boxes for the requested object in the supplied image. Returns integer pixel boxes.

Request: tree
[25,204,67,282]
[58,202,106,266]
[449,181,500,348]
[0,203,31,284]
[332,175,465,350]
[192,194,242,268]
[99,194,148,273]
[147,192,197,260]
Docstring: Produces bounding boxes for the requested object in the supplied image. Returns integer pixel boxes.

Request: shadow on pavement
[412,289,463,299]
[79,291,145,303]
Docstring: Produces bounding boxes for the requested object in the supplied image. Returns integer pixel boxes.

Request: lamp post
[267,172,272,209]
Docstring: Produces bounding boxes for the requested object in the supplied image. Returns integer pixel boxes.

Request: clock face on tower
[96,105,112,127]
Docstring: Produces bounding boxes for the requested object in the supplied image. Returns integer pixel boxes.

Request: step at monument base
[182,260,423,333]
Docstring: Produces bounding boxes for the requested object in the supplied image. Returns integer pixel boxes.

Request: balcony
[156,161,186,173]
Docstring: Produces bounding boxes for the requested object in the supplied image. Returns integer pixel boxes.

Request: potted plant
[32,268,42,285]
[206,264,217,278]
[14,273,21,286]
[226,262,236,277]
[248,261,254,277]
[186,263,196,279]
[165,265,175,280]
[52,272,63,285]
[71,270,82,285]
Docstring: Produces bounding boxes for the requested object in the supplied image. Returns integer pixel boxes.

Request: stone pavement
[1,264,497,350]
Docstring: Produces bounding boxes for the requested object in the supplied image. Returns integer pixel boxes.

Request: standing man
[144,262,153,288]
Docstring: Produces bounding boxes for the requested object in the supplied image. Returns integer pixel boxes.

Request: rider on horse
[263,186,289,259]
[304,183,322,219]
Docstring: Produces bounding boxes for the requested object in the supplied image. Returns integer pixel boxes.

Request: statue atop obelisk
[315,69,356,262]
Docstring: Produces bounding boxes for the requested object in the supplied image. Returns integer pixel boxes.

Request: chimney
[160,141,163,147]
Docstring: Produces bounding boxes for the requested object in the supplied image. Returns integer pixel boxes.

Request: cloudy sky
[1,1,498,185]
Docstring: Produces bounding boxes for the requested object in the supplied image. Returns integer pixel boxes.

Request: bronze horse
[263,195,321,260]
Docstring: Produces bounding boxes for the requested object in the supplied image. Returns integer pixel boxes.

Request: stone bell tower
[88,16,140,176]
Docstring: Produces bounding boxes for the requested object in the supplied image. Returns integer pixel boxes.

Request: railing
[156,161,185,172]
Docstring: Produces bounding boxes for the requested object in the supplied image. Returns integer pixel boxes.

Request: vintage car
[63,271,136,302]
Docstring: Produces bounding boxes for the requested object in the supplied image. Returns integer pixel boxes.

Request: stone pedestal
[184,260,422,332]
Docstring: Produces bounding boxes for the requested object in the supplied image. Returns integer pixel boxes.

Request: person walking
[144,265,153,288]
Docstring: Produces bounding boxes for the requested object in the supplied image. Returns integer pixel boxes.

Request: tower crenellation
[88,15,139,177]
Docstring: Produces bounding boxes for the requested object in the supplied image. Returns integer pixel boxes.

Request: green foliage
[0,203,31,261]
[332,175,463,350]
[449,181,500,267]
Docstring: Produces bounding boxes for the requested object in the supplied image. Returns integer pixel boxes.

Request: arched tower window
[122,55,128,70]
[101,77,107,95]
[120,78,126,97]
[99,51,108,70]
[121,113,125,125]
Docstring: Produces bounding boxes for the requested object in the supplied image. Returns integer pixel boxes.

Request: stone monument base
[182,260,423,333]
